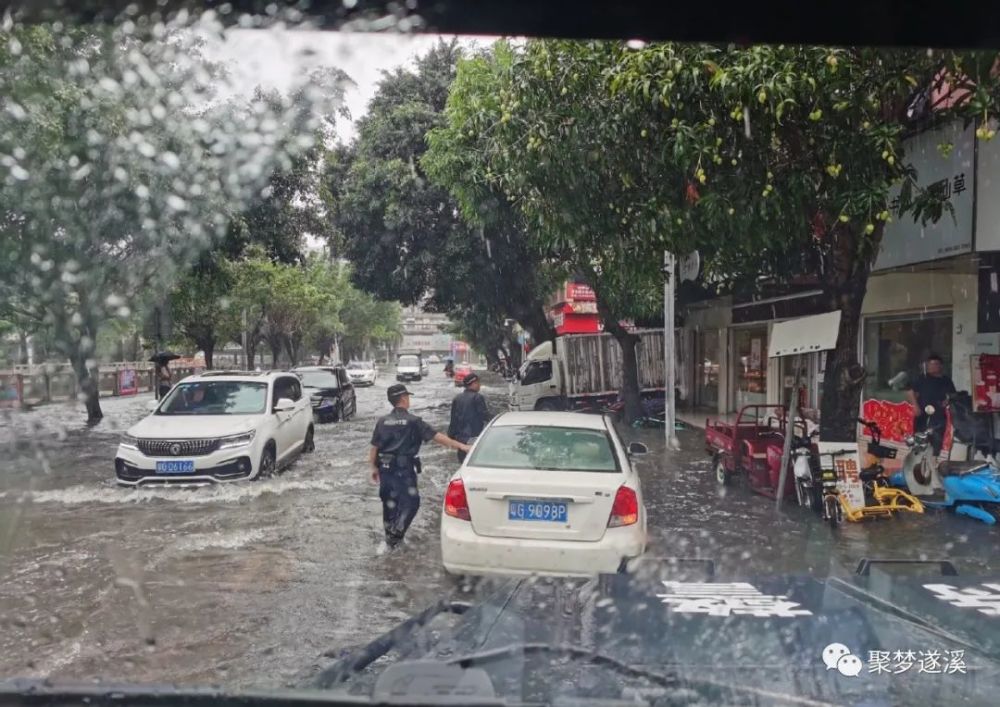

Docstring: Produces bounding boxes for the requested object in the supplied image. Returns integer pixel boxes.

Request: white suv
[114,371,314,486]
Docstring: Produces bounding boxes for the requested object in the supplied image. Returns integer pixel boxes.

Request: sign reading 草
[874,120,974,271]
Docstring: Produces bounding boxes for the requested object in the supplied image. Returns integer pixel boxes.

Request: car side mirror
[628,442,649,456]
[274,397,296,413]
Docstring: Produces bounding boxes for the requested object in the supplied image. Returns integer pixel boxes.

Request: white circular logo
[169,443,182,456]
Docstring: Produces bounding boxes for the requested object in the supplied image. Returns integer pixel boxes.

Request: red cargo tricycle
[705,404,798,500]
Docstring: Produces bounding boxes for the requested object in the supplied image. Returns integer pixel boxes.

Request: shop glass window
[862,311,953,402]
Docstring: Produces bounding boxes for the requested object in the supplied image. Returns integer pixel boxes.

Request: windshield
[5,3,1000,705]
[297,370,339,388]
[469,425,620,472]
[157,381,268,415]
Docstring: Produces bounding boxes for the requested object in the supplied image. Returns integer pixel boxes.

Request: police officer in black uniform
[369,384,470,549]
[448,372,491,463]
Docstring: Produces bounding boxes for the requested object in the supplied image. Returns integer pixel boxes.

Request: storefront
[694,329,720,409]
[731,325,769,409]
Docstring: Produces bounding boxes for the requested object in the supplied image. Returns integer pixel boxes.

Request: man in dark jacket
[905,353,956,457]
[448,372,490,463]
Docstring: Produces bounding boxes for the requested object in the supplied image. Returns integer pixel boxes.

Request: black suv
[292,366,357,423]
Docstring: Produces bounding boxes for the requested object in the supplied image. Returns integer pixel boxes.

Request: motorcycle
[894,395,1000,525]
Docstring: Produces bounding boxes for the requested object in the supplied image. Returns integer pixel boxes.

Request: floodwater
[0,370,996,691]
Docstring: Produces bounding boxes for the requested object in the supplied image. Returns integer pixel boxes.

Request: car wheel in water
[715,456,732,486]
[303,425,315,454]
[258,444,277,479]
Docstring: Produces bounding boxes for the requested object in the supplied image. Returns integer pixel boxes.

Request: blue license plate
[156,460,195,474]
[508,500,568,522]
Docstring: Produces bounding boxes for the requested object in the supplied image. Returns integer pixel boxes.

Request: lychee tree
[427,40,695,423]
[612,44,1000,441]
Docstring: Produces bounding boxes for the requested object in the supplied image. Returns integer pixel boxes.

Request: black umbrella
[148,351,181,364]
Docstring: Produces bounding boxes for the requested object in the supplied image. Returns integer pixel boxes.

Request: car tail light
[608,485,638,527]
[444,478,471,521]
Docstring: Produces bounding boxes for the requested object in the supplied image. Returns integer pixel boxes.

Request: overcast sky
[201,29,494,142]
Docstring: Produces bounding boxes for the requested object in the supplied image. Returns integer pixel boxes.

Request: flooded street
[1,371,998,691]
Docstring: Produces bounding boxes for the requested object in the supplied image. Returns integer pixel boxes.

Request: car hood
[129,415,261,439]
[317,564,1000,705]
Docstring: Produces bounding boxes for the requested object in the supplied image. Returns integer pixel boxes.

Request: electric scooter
[895,398,1000,525]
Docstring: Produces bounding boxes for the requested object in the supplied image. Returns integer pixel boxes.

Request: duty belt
[378,453,420,467]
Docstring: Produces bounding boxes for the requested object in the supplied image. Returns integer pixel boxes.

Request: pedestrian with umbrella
[149,352,180,400]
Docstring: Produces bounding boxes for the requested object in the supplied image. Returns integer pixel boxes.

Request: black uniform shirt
[448,389,490,442]
[909,373,956,430]
[371,407,437,457]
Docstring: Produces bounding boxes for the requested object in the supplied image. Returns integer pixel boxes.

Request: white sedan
[440,411,648,577]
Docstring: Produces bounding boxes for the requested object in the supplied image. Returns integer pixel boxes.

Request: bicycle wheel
[824,495,840,528]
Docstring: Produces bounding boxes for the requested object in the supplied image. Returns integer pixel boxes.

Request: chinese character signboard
[565,282,596,302]
[875,121,974,270]
[816,441,866,509]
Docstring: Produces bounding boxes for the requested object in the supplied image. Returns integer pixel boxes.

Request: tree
[427,40,677,421]
[332,40,555,350]
[0,18,337,421]
[169,256,240,369]
[611,44,1000,441]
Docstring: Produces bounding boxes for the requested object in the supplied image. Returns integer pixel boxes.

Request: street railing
[0,362,204,409]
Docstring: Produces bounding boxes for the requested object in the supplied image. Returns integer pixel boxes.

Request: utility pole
[664,251,680,450]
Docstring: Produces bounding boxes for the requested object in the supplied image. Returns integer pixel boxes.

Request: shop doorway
[732,326,768,410]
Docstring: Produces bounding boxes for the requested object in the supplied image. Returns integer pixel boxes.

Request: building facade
[678,119,998,462]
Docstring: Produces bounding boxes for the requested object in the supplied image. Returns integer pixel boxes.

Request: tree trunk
[818,223,877,443]
[71,353,103,423]
[818,284,867,443]
[203,341,215,370]
[267,338,282,368]
[593,300,642,423]
[17,330,29,365]
[246,339,258,370]
[616,331,643,423]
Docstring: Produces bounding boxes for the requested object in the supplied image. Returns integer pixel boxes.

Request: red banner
[118,368,138,396]
[861,398,952,460]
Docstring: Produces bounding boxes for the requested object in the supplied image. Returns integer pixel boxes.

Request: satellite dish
[679,251,701,282]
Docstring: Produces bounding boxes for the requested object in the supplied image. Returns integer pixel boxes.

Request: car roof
[187,370,285,382]
[490,410,611,431]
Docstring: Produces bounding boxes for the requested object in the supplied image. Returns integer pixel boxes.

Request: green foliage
[332,40,554,344]
[0,17,339,418]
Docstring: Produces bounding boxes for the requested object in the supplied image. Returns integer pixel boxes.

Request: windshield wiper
[448,643,839,707]
[313,599,473,688]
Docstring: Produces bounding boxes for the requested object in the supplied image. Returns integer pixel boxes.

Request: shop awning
[768,310,842,358]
